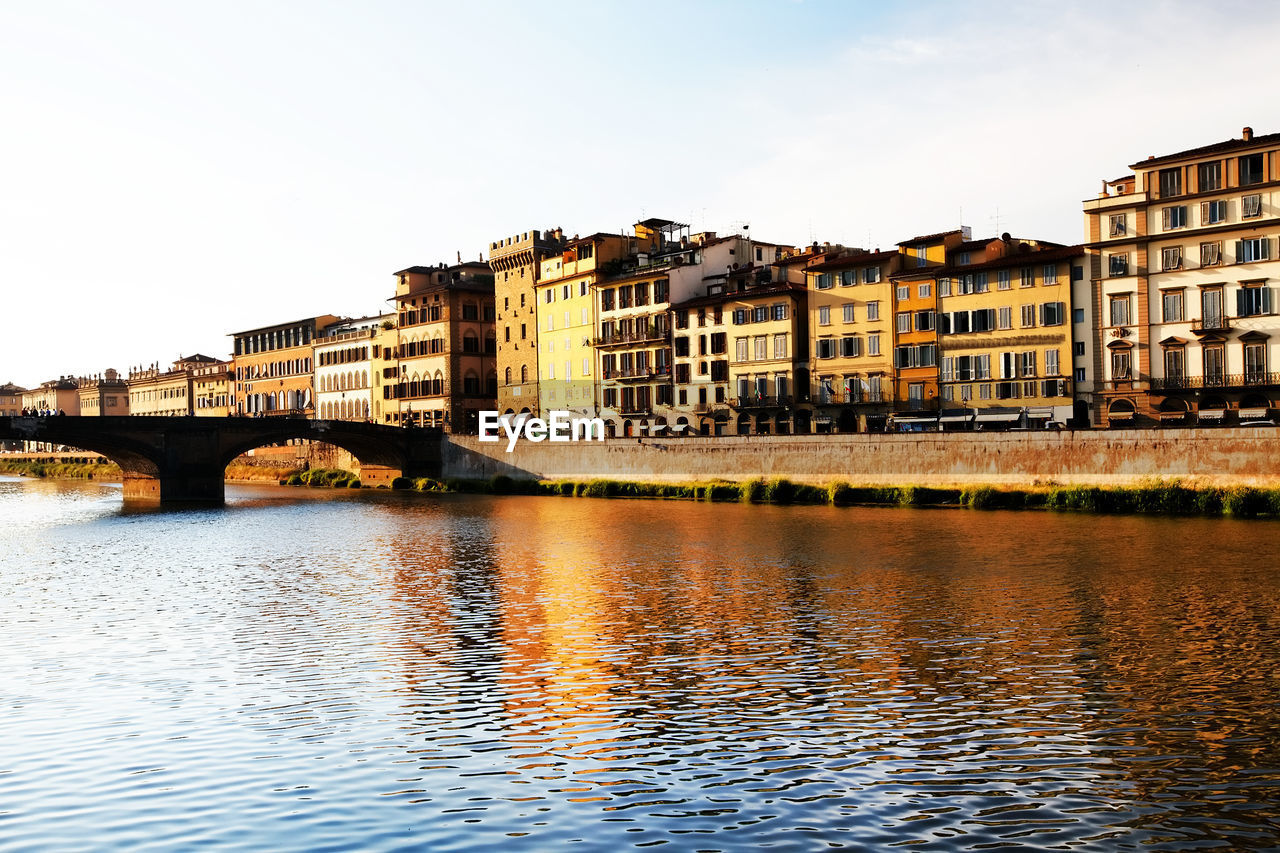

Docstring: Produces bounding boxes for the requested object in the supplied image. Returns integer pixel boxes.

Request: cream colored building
[314,314,395,422]
[1085,126,1280,426]
[78,369,130,416]
[129,356,219,416]
[22,379,81,415]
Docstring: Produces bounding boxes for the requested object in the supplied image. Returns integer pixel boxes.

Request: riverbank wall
[440,428,1280,488]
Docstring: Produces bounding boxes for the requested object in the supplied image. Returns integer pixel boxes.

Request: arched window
[505,367,512,385]
[520,365,528,383]
[432,371,444,396]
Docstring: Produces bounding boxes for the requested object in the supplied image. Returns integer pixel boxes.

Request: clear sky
[2,0,1277,389]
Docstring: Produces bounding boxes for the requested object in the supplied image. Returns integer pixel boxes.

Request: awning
[1198,409,1226,421]
[1109,410,1135,420]
[939,411,974,423]
[1157,410,1187,420]
[892,415,938,425]
[1024,407,1054,420]
[975,409,1021,423]
[668,423,690,432]
[814,416,833,425]
[1239,407,1271,419]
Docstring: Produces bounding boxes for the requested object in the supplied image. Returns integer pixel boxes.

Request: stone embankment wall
[441,429,1280,488]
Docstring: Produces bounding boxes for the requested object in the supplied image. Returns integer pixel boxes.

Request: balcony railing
[602,366,672,381]
[619,404,653,416]
[813,389,888,405]
[731,395,791,409]
[592,328,672,347]
[1191,316,1232,333]
[1149,372,1280,390]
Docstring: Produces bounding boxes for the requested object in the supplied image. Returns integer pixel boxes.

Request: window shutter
[1236,240,1244,262]
[1264,288,1274,314]
[1264,239,1272,261]
[1200,201,1210,222]
[1237,288,1247,316]
[1162,207,1170,229]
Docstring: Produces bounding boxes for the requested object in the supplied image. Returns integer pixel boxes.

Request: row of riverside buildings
[5,127,1280,434]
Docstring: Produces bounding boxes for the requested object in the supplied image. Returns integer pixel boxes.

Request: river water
[2,476,1280,851]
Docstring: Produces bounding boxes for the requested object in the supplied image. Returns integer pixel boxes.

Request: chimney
[1243,126,1253,141]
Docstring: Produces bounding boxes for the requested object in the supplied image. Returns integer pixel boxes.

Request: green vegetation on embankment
[380,474,1280,519]
[0,459,121,480]
[281,468,362,489]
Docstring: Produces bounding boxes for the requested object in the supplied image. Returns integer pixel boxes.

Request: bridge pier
[122,468,226,504]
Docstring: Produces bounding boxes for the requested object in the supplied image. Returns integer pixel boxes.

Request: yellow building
[191,359,233,416]
[22,380,80,415]
[936,237,1082,428]
[888,228,969,427]
[805,249,900,432]
[77,369,129,416]
[724,281,808,435]
[490,228,568,418]
[391,262,496,432]
[535,232,634,420]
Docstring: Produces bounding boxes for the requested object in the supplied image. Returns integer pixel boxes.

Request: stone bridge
[0,416,442,503]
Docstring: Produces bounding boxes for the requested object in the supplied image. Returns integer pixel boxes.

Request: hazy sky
[3,0,1277,388]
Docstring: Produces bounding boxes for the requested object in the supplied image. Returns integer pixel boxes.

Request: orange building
[231,316,339,417]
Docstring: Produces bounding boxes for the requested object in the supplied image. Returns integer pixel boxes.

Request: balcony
[812,388,887,405]
[602,366,672,382]
[592,327,672,347]
[1149,372,1280,391]
[619,403,653,416]
[1191,316,1232,334]
[731,395,790,409]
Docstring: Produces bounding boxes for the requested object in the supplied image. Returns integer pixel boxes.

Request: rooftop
[1133,127,1280,169]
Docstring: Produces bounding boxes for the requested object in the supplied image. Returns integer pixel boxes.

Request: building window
[1042,264,1058,284]
[1159,167,1183,197]
[1040,302,1065,326]
[915,243,927,267]
[1162,290,1184,322]
[1020,304,1036,328]
[1245,342,1267,383]
[1198,161,1222,192]
[1162,205,1188,230]
[1109,214,1126,237]
[1109,254,1129,276]
[772,303,787,321]
[735,338,749,362]
[840,336,861,357]
[843,303,855,323]
[938,277,952,297]
[867,334,880,356]
[818,306,831,326]
[753,306,768,323]
[1074,341,1086,356]
[864,267,881,283]
[997,270,1011,290]
[1238,237,1270,263]
[1164,347,1184,382]
[1074,367,1086,383]
[1110,295,1131,326]
[840,270,856,286]
[1201,199,1227,225]
[816,338,836,359]
[867,301,880,321]
[918,282,932,298]
[1237,285,1274,317]
[1243,194,1263,218]
[1112,349,1132,380]
[1073,308,1085,324]
[816,273,834,290]
[733,308,747,325]
[1020,266,1035,287]
[774,334,788,359]
[998,306,1012,329]
[754,336,768,360]
[895,284,909,301]
[601,289,615,311]
[1020,351,1037,378]
[1161,246,1183,270]
[1204,345,1226,384]
[896,312,911,333]
[1201,241,1222,267]
[1202,287,1226,330]
[914,310,935,331]
[1240,153,1264,186]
